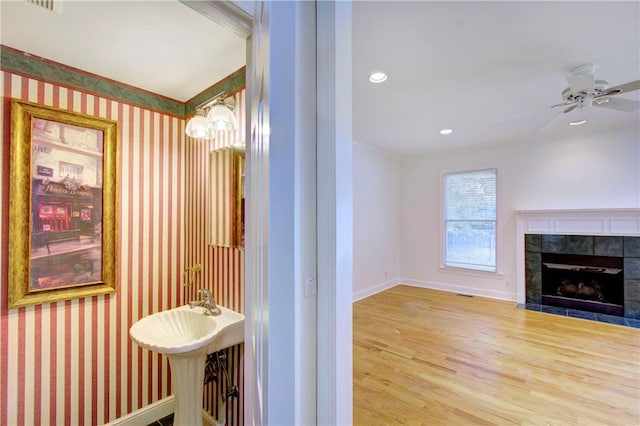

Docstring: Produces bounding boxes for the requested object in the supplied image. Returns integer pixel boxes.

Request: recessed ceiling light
[368,72,388,83]
[569,120,587,126]
[439,129,453,135]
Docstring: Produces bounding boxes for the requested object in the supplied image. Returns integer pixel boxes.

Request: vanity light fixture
[439,128,453,135]
[207,96,239,131]
[368,72,388,83]
[185,92,238,139]
[569,119,587,126]
[185,109,215,139]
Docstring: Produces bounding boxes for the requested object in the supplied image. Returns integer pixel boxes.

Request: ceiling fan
[551,63,640,114]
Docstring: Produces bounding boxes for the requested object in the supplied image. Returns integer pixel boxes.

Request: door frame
[185,2,353,424]
[316,2,353,424]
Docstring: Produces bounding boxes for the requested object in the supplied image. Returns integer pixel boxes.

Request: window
[58,161,83,180]
[444,169,497,272]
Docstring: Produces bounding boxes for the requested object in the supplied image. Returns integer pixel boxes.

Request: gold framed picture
[8,100,118,307]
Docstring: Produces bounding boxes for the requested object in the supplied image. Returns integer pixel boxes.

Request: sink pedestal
[129,305,244,426]
[168,352,207,426]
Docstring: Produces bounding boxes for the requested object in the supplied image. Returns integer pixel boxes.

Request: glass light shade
[185,110,215,139]
[206,104,238,131]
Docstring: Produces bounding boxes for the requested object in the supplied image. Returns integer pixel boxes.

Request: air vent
[27,0,62,13]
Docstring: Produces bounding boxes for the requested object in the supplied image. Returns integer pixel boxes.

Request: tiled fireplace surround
[524,234,640,319]
[516,209,640,321]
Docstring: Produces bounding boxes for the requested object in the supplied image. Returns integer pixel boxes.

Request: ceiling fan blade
[567,73,594,94]
[551,101,575,108]
[593,97,640,112]
[536,111,563,133]
[597,79,640,97]
[564,104,578,113]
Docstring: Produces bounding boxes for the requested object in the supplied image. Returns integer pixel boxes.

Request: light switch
[303,272,316,298]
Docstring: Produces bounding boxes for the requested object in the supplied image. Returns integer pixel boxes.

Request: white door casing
[173,0,345,424]
[206,1,352,424]
[245,1,321,425]
[244,1,269,424]
[317,2,354,425]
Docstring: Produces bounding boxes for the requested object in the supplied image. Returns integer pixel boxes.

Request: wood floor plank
[353,285,640,426]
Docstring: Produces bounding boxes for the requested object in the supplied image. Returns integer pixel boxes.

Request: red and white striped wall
[0,70,246,426]
[183,89,245,425]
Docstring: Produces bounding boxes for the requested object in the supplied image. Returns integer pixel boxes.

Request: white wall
[398,126,640,301]
[353,142,402,300]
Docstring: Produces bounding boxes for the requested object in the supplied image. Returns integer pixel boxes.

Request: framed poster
[8,100,118,307]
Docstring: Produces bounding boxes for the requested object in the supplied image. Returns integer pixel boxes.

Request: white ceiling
[353,1,640,153]
[1,1,639,154]
[0,0,246,102]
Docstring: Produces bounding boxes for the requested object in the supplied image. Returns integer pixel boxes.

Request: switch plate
[303,272,317,298]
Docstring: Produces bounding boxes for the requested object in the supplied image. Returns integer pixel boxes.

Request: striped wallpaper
[184,89,246,425]
[0,68,246,425]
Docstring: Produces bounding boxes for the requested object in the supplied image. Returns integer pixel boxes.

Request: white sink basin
[129,305,244,356]
[129,309,217,355]
[201,305,245,353]
[129,304,244,426]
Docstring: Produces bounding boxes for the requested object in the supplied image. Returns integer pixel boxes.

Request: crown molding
[1,45,245,118]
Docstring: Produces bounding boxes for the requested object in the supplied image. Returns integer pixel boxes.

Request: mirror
[209,146,245,248]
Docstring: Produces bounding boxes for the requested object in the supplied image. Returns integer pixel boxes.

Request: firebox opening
[541,253,624,316]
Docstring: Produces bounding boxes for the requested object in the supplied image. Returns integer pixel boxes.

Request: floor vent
[456,293,474,297]
[27,0,62,13]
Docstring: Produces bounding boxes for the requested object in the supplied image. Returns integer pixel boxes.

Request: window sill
[438,265,505,278]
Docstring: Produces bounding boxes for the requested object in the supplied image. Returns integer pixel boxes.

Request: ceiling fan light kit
[550,63,640,115]
[538,63,638,133]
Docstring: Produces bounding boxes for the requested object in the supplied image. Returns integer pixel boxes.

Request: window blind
[444,169,497,272]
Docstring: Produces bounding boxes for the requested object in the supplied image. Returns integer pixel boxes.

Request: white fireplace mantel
[515,208,640,303]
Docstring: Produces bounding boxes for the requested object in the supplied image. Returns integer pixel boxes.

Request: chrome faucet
[189,288,221,316]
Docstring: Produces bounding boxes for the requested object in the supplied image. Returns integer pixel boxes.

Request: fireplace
[517,209,640,321]
[523,232,640,320]
[541,253,624,316]
[524,234,640,319]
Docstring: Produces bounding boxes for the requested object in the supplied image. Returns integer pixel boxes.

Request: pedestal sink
[129,305,244,426]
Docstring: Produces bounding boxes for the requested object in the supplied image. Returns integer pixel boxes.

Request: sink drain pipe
[204,350,239,400]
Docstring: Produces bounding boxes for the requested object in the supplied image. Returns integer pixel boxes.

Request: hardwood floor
[353,285,640,425]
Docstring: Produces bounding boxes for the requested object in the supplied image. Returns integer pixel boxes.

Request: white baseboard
[203,409,221,426]
[105,396,223,426]
[353,278,402,302]
[352,277,517,303]
[104,396,175,426]
[400,278,516,302]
